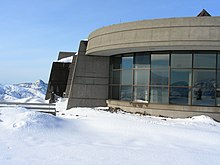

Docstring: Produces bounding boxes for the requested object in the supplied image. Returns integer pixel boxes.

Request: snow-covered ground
[0,106,220,165]
[0,81,220,164]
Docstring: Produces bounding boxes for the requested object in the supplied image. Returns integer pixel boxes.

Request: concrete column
[66,41,110,109]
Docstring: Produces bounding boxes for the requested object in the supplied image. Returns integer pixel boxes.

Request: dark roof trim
[197,9,211,17]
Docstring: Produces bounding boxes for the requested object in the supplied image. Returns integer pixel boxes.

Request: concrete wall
[107,100,220,121]
[64,55,77,98]
[86,17,220,56]
[58,52,75,60]
[46,51,75,99]
[66,41,110,109]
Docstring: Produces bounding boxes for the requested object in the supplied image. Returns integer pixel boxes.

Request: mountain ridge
[0,80,48,103]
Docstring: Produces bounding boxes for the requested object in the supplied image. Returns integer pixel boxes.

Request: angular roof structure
[197,9,211,17]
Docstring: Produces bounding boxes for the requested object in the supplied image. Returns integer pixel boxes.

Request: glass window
[193,70,216,87]
[218,53,220,69]
[194,53,216,68]
[217,70,220,86]
[150,87,168,104]
[192,87,215,106]
[150,70,168,85]
[122,70,133,85]
[112,70,120,84]
[134,53,150,68]
[110,51,220,105]
[134,70,149,85]
[111,86,120,100]
[134,86,148,101]
[171,53,192,68]
[151,54,169,69]
[122,55,133,69]
[121,86,132,101]
[111,56,121,69]
[169,87,191,105]
[192,70,216,106]
[216,87,220,106]
[171,69,192,86]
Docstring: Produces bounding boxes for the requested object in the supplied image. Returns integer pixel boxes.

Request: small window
[194,53,216,68]
[171,53,192,68]
[122,55,133,69]
[111,56,121,69]
[151,54,169,69]
[169,87,191,105]
[134,70,149,85]
[192,70,216,106]
[134,53,150,68]
[217,70,220,86]
[150,70,168,85]
[171,69,192,87]
[121,86,132,101]
[110,86,120,100]
[216,87,220,106]
[150,87,168,104]
[112,70,120,84]
[218,53,220,69]
[193,70,216,87]
[134,86,148,101]
[122,70,133,85]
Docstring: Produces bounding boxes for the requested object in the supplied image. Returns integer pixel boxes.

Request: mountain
[0,80,48,103]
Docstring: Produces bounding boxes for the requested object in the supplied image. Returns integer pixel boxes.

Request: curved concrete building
[87,17,220,55]
[47,10,220,121]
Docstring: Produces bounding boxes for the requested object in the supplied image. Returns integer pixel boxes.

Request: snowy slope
[0,80,220,164]
[0,80,47,103]
[0,107,220,165]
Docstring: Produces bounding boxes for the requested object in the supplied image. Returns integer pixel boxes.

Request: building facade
[46,10,220,121]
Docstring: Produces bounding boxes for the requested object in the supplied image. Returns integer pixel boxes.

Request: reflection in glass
[150,87,168,103]
[111,86,119,99]
[192,87,215,106]
[122,55,133,69]
[134,86,148,101]
[170,87,191,105]
[134,53,150,68]
[151,70,168,85]
[192,70,216,106]
[121,86,132,101]
[122,70,132,85]
[194,53,216,68]
[151,54,169,69]
[171,53,192,68]
[193,70,216,87]
[134,70,149,85]
[110,51,220,106]
[171,69,192,86]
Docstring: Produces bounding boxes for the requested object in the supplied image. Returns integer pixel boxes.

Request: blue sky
[0,0,219,84]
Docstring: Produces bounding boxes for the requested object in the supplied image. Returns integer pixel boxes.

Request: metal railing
[0,101,56,115]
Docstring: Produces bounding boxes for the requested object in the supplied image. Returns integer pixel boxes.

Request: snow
[0,80,48,103]
[0,106,220,165]
[133,99,149,103]
[0,81,220,164]
[57,56,73,63]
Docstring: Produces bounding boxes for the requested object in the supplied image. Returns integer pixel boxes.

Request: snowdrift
[0,107,67,130]
[0,107,220,165]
